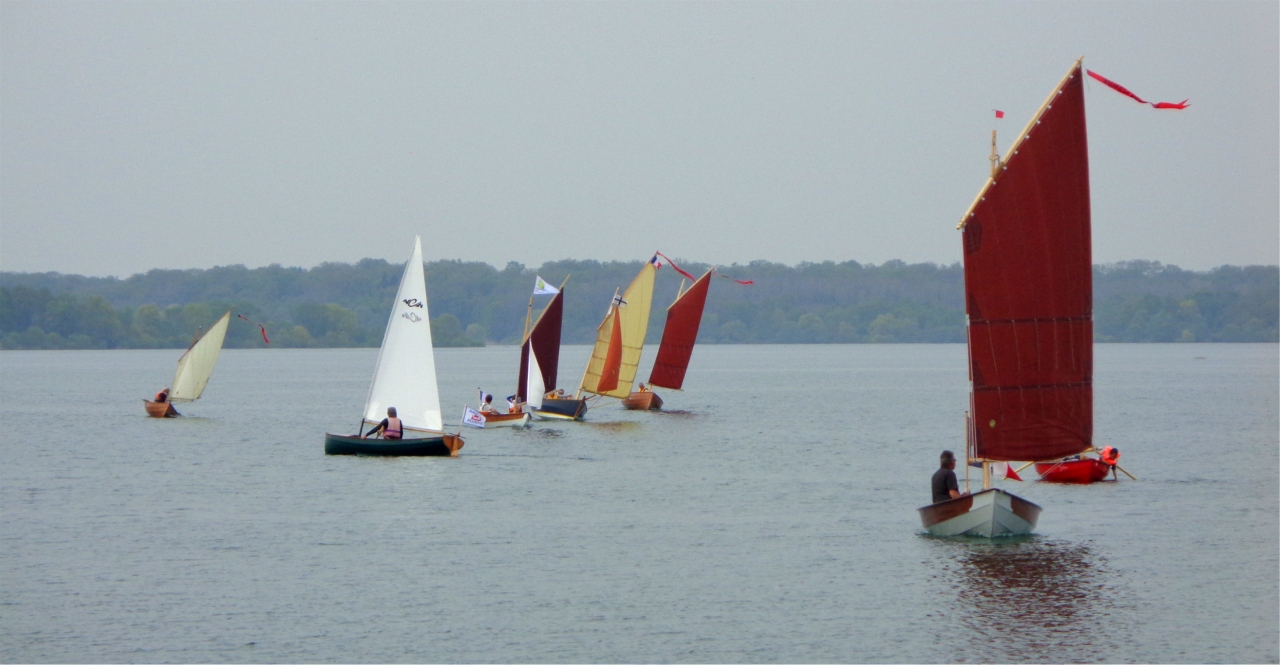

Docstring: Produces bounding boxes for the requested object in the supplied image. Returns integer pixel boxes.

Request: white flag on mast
[533,276,560,295]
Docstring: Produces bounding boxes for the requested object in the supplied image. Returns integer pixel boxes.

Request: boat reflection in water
[932,537,1129,662]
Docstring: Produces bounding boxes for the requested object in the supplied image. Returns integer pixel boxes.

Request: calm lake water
[1,344,1276,663]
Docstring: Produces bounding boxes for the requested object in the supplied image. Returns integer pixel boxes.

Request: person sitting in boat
[932,450,968,503]
[363,407,403,440]
[545,388,565,399]
[506,395,522,414]
[479,393,497,413]
[637,383,649,393]
[153,387,170,403]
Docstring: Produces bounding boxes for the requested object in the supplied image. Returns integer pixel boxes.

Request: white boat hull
[918,488,1041,537]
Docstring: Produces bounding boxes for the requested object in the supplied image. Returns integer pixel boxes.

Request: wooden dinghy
[142,399,178,418]
[324,235,464,457]
[919,488,1042,537]
[324,433,463,457]
[514,279,589,422]
[1034,458,1112,483]
[531,397,588,421]
[480,411,531,428]
[620,390,663,411]
[144,310,231,418]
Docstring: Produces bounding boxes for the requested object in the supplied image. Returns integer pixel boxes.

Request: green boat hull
[324,432,459,457]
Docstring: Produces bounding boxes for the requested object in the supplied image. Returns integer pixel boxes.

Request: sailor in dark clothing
[931,450,967,503]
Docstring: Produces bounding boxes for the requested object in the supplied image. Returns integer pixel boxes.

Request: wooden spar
[958,56,1085,230]
[989,130,1000,177]
[963,411,971,493]
[522,295,534,343]
[1114,464,1137,480]
[1014,461,1036,474]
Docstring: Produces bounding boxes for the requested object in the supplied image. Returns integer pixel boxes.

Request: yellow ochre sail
[579,261,656,398]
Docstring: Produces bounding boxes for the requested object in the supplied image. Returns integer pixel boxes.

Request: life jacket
[1100,446,1120,465]
[384,417,402,440]
[154,390,168,403]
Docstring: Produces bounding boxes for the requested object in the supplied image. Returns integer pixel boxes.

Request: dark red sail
[961,62,1093,462]
[518,290,563,402]
[648,271,711,390]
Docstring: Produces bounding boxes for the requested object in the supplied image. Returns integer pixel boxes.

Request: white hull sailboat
[920,59,1098,536]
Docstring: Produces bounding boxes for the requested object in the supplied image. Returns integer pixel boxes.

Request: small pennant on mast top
[993,109,1004,119]
[533,275,560,295]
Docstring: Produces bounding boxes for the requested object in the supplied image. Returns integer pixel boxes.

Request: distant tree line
[0,258,1275,350]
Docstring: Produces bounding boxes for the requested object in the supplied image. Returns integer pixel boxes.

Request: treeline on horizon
[1,259,1276,350]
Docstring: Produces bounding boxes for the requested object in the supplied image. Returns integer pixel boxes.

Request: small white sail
[363,236,444,433]
[169,311,231,403]
[526,347,545,410]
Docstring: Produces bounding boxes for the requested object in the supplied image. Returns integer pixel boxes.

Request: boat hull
[480,411,531,428]
[532,397,588,421]
[621,391,663,410]
[324,432,464,457]
[918,488,1041,537]
[1034,458,1111,483]
[143,399,179,418]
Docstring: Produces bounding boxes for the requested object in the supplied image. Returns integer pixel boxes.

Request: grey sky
[2,1,1276,277]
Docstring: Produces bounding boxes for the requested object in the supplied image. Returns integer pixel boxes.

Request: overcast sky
[2,1,1276,277]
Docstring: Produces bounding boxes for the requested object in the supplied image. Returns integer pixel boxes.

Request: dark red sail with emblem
[518,290,563,402]
[647,270,711,390]
[960,62,1093,462]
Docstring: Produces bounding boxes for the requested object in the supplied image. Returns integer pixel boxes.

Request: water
[2,344,1276,663]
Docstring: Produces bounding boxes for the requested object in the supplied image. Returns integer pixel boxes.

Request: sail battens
[362,236,443,433]
[962,61,1093,463]
[648,270,712,390]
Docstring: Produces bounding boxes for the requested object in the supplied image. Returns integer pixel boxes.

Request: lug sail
[960,61,1092,463]
[596,307,624,393]
[647,270,712,390]
[517,290,563,403]
[580,261,656,398]
[169,310,231,402]
[363,236,443,433]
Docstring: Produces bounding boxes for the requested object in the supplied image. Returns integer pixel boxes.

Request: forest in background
[1,259,1275,350]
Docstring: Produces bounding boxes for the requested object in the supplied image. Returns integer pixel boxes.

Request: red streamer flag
[1086,70,1189,109]
[238,314,270,344]
[994,110,1004,119]
[655,252,697,281]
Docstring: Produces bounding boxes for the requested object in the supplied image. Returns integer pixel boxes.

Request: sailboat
[142,310,231,417]
[920,59,1095,536]
[622,268,712,410]
[324,236,463,456]
[576,258,657,407]
[516,278,588,421]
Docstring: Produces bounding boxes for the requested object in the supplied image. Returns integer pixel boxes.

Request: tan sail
[579,261,656,398]
[169,310,231,403]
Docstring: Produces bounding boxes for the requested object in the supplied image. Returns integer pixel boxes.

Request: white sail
[363,236,444,433]
[169,310,231,403]
[526,347,544,410]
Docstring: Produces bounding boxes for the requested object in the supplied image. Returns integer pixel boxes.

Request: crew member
[479,394,497,413]
[1100,446,1121,479]
[932,450,967,503]
[364,407,403,440]
[154,387,170,403]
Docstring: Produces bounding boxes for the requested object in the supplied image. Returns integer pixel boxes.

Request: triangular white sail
[526,347,545,410]
[363,236,443,433]
[169,310,231,403]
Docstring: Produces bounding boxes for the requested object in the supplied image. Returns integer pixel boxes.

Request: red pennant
[238,314,270,344]
[655,252,698,281]
[713,271,754,285]
[1086,70,1189,109]
[994,110,1004,119]
[1005,464,1023,482]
